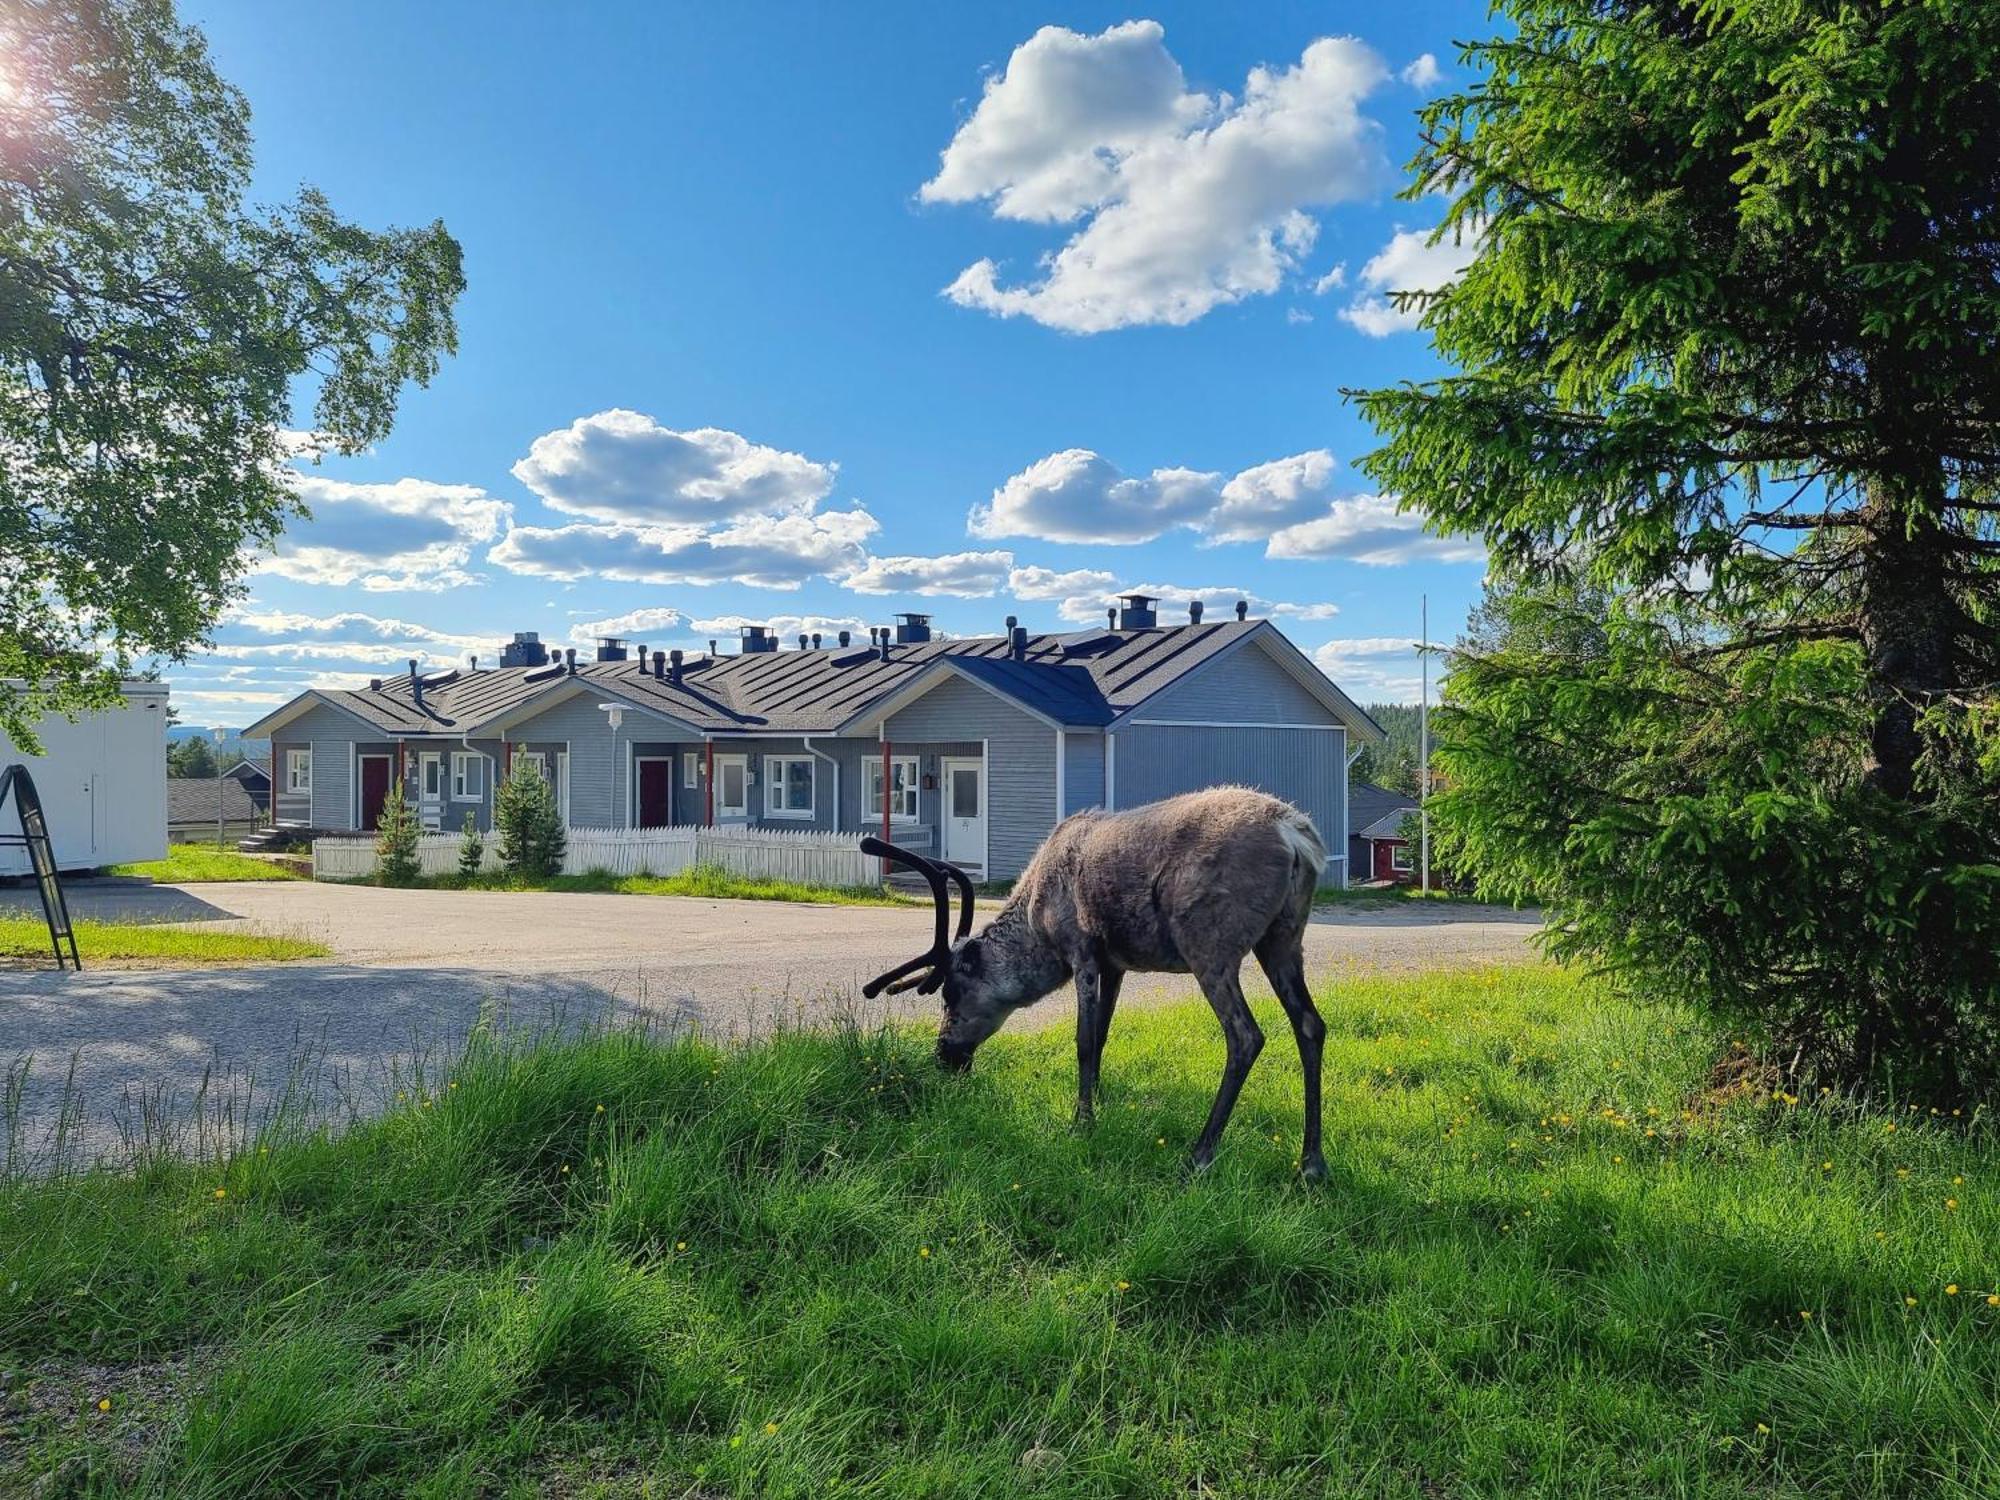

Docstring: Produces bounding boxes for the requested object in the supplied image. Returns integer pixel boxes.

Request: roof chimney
[499,630,548,668]
[740,624,777,653]
[1117,593,1158,630]
[894,612,932,644]
[1011,625,1029,659]
[669,648,683,684]
[594,636,629,663]
[1235,599,1249,621]
[651,650,665,679]
[1188,600,1204,625]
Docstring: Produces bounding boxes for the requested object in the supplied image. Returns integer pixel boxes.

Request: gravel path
[0,880,1541,1165]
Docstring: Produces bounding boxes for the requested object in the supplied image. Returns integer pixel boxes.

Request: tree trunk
[1856,484,1955,803]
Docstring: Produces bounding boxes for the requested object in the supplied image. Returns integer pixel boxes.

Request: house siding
[271,705,370,828]
[1126,635,1341,726]
[1063,730,1105,815]
[883,677,1054,879]
[506,695,625,827]
[1111,723,1348,885]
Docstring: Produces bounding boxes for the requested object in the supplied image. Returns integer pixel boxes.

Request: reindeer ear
[958,938,982,975]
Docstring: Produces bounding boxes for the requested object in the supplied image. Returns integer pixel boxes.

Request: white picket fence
[312,824,881,887]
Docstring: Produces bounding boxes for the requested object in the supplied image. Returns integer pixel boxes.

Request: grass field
[108,845,303,884]
[0,918,326,966]
[418,862,920,908]
[4,967,1996,1496]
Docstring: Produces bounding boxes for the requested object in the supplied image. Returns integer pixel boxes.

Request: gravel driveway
[0,880,1541,1165]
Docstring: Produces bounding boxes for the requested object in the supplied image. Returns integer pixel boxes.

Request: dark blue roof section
[948,656,1115,726]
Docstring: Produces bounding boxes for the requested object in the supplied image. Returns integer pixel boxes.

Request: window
[763,755,815,818]
[1390,843,1414,873]
[864,755,919,822]
[451,752,484,801]
[683,751,699,789]
[285,748,310,794]
[515,751,547,783]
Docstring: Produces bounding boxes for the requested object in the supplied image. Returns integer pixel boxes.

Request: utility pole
[1419,595,1431,897]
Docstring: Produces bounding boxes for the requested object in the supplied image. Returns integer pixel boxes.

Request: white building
[1,682,170,874]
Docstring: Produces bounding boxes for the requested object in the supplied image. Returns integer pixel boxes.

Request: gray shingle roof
[1348,780,1417,839]
[167,776,260,825]
[262,620,1364,739]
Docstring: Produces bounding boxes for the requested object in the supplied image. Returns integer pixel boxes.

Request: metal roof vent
[1189,600,1204,624]
[1235,598,1249,621]
[669,649,683,684]
[1117,593,1158,629]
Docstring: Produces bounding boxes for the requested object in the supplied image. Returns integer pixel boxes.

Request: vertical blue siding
[1063,731,1105,814]
[1110,723,1347,885]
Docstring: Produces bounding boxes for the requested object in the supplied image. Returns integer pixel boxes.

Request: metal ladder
[0,764,82,970]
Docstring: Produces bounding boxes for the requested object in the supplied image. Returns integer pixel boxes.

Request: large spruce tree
[1355,0,2000,1085]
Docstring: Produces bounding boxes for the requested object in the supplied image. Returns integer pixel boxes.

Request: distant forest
[1350,703,1425,797]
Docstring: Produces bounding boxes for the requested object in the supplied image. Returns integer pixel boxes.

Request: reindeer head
[859,836,1060,1072]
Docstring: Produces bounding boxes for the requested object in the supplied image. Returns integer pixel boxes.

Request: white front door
[714,754,749,824]
[417,752,444,830]
[941,757,985,869]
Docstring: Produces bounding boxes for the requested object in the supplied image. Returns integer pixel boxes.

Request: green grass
[410,862,920,908]
[108,844,303,884]
[1313,882,1512,909]
[4,968,1998,1496]
[0,918,327,965]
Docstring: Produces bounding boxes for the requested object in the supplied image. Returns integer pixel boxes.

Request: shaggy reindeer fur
[868,786,1331,1177]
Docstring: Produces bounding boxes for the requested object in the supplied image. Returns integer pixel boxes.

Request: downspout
[801,736,840,832]
[704,739,715,827]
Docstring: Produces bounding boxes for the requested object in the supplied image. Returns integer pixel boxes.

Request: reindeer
[862,786,1330,1178]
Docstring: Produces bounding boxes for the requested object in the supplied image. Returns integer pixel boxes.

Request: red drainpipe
[704,741,715,827]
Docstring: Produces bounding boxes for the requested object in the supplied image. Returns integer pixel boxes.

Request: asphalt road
[0,880,1541,1166]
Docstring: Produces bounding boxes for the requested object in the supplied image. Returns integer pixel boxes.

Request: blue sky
[177,2,1490,726]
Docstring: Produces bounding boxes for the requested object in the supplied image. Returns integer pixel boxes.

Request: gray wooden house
[242,596,1383,883]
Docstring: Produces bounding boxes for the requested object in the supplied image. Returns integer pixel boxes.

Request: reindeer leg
[1187,965,1264,1174]
[1094,965,1123,1068]
[1257,933,1327,1182]
[1073,959,1103,1129]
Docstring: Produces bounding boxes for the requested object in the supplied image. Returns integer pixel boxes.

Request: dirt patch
[0,1353,203,1493]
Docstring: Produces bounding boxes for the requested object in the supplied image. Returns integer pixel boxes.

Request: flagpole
[1420,593,1430,896]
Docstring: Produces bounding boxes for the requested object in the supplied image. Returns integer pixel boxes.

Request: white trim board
[1123,719,1343,731]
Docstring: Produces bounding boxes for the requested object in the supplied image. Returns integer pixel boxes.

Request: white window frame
[864,755,920,823]
[1390,842,1414,873]
[514,750,548,783]
[714,753,748,819]
[285,747,311,794]
[763,754,816,819]
[683,750,699,789]
[451,751,484,802]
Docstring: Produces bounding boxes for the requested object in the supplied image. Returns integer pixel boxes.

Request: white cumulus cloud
[972,447,1345,546]
[1400,53,1444,89]
[1266,493,1486,566]
[1054,583,1337,625]
[925,22,1389,332]
[1007,565,1119,601]
[1339,222,1481,336]
[841,549,1016,597]
[512,410,835,525]
[488,508,880,590]
[260,474,510,592]
[1314,635,1427,703]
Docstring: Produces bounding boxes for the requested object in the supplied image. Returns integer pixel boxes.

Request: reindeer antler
[860,835,952,997]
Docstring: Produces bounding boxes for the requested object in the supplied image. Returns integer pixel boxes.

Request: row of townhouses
[244,594,1383,883]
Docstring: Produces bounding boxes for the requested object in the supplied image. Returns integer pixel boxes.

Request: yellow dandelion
[1886,1123,1897,1133]
[763,1421,779,1436]
[212,1187,226,1200]
[1155,1137,1166,1147]
[918,1246,930,1258]
[1947,1198,1959,1211]
[1897,1168,1910,1179]
[1906,1295,1919,1307]
[1953,1175,1964,1185]
[560,1164,570,1174]
[1010,1181,1021,1191]
[1798,1310,1812,1321]
[676,1241,688,1252]
[96,1398,110,1412]
[730,1434,743,1449]
[1987,1295,1998,1308]
[1946,1284,1960,1296]
[1821,1161,1833,1172]
[1756,1423,1770,1434]
[1612,1155,1624,1164]
[595,1103,605,1113]
[1115,1280,1130,1292]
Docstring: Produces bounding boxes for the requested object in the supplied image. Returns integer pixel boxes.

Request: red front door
[638,759,673,827]
[359,756,391,831]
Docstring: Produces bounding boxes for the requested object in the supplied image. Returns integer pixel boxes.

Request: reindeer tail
[1276,806,1328,887]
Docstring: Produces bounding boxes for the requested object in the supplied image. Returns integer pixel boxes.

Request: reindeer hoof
[1070,1108,1095,1133]
[1299,1156,1328,1184]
